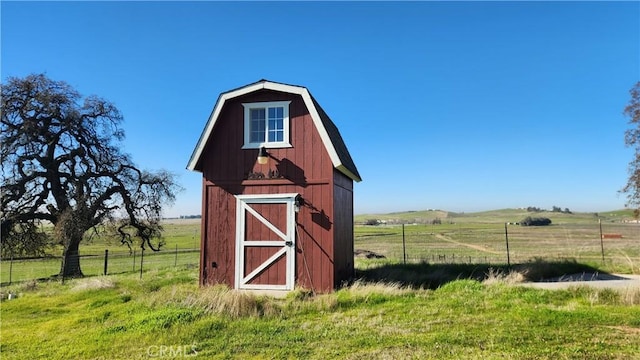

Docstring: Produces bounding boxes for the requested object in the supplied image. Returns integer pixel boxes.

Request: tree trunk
[60,237,83,278]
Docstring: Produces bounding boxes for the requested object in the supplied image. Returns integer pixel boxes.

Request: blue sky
[2,1,639,216]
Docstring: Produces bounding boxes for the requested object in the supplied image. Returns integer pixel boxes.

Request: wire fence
[3,221,638,285]
[354,222,640,268]
[1,247,200,285]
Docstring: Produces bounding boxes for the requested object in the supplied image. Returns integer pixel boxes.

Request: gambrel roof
[187,80,361,182]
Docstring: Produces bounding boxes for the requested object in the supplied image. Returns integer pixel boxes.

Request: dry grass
[608,286,640,306]
[70,277,115,291]
[584,286,640,306]
[346,280,414,297]
[183,281,414,318]
[180,285,282,318]
[482,267,525,285]
[150,281,417,319]
[621,287,640,305]
[21,279,39,291]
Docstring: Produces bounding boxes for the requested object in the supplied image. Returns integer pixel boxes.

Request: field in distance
[354,208,639,274]
[355,208,635,225]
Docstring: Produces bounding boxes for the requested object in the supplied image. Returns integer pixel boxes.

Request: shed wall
[200,183,237,286]
[333,171,355,287]
[198,89,347,292]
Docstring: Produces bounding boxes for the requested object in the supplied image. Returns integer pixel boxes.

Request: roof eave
[336,164,362,183]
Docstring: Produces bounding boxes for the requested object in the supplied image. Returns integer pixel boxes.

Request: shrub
[520,216,552,226]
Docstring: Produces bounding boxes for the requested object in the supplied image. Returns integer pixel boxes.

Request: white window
[242,101,292,148]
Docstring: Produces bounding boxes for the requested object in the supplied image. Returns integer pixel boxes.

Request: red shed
[187,80,361,293]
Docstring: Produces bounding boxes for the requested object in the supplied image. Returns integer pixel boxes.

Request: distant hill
[355,208,636,225]
[355,209,450,225]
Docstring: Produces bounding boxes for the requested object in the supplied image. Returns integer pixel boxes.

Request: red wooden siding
[333,171,354,287]
[245,203,287,242]
[198,88,353,292]
[294,182,334,292]
[201,184,237,286]
[244,248,286,286]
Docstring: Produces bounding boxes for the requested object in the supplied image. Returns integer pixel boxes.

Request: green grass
[3,211,638,358]
[1,265,639,359]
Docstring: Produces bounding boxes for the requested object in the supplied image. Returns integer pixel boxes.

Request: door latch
[285,241,293,247]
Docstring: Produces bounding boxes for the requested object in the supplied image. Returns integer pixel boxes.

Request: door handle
[285,241,293,247]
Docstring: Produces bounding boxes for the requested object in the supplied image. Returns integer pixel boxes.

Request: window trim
[242,101,292,149]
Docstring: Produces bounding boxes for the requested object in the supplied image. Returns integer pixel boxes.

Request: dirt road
[434,233,502,255]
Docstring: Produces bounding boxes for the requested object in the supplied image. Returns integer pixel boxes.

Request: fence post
[103,249,109,275]
[140,248,144,279]
[401,224,406,264]
[9,254,13,285]
[504,223,511,267]
[175,244,178,267]
[599,219,605,262]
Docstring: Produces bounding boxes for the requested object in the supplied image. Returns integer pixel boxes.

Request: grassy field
[2,209,639,284]
[1,210,640,358]
[354,209,640,274]
[1,264,639,359]
[0,219,201,284]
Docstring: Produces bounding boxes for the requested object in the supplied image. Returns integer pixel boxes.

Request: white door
[235,194,297,290]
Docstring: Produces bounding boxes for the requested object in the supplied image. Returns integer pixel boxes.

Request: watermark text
[147,344,198,358]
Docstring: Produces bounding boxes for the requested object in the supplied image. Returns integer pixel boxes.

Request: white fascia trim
[186,81,345,176]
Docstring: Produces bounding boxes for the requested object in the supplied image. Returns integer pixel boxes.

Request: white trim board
[234,193,297,290]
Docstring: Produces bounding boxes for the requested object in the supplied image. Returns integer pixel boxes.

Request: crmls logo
[147,345,198,358]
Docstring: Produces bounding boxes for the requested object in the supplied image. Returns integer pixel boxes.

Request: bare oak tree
[1,74,181,277]
[623,81,640,215]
